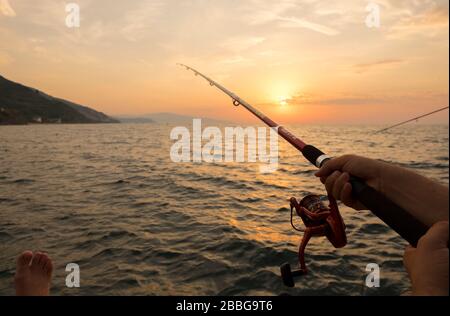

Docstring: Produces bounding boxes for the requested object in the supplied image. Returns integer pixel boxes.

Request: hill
[0,75,119,125]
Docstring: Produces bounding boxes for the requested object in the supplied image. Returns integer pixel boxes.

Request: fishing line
[375,106,449,134]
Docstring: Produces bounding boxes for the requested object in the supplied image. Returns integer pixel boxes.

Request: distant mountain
[126,112,230,125]
[116,116,155,124]
[0,75,119,125]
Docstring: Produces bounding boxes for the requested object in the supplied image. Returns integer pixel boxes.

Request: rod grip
[302,145,429,247]
[350,176,429,247]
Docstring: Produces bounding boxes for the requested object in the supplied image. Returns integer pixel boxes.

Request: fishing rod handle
[302,145,429,247]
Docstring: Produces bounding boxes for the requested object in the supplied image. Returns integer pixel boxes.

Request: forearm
[380,162,449,226]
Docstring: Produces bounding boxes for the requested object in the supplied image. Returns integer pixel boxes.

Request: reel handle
[301,145,429,247]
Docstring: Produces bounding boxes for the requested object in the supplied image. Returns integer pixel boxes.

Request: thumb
[419,221,449,250]
[403,245,416,276]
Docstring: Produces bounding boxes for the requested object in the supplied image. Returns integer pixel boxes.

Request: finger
[340,182,354,207]
[418,221,449,250]
[325,171,342,197]
[315,155,354,177]
[333,172,350,201]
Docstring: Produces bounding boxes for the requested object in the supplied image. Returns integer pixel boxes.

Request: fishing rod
[375,106,449,134]
[177,63,429,248]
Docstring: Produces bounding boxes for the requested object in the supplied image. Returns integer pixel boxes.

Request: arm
[315,155,449,227]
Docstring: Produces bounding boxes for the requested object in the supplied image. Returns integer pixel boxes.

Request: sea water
[0,124,448,296]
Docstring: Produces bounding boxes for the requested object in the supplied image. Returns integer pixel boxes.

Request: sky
[0,0,448,124]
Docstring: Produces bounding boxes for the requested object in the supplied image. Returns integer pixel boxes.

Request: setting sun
[279,97,289,107]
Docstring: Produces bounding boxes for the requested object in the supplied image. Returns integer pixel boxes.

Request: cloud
[354,59,406,73]
[245,0,298,25]
[121,0,165,42]
[219,55,252,65]
[286,93,384,106]
[283,90,449,108]
[386,2,449,39]
[220,36,266,53]
[0,0,16,17]
[277,16,340,36]
[243,1,339,36]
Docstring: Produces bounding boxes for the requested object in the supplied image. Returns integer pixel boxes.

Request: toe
[39,253,49,269]
[31,252,44,268]
[43,256,53,276]
[17,251,33,268]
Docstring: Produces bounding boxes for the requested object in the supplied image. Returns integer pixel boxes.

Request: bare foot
[15,251,53,296]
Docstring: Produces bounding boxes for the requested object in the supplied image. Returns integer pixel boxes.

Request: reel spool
[280,194,347,288]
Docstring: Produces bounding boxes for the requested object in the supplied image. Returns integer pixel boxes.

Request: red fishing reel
[280,194,347,287]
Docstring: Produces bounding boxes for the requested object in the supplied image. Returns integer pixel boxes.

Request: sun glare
[267,80,296,103]
[279,97,289,107]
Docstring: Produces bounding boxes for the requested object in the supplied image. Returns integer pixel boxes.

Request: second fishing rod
[178,64,430,247]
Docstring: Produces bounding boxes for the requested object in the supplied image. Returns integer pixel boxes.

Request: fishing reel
[280,194,347,287]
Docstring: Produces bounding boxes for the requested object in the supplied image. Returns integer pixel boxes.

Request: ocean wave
[0,231,13,242]
[11,178,35,184]
[398,161,449,170]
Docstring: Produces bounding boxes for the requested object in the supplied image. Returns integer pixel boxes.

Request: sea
[0,123,448,296]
